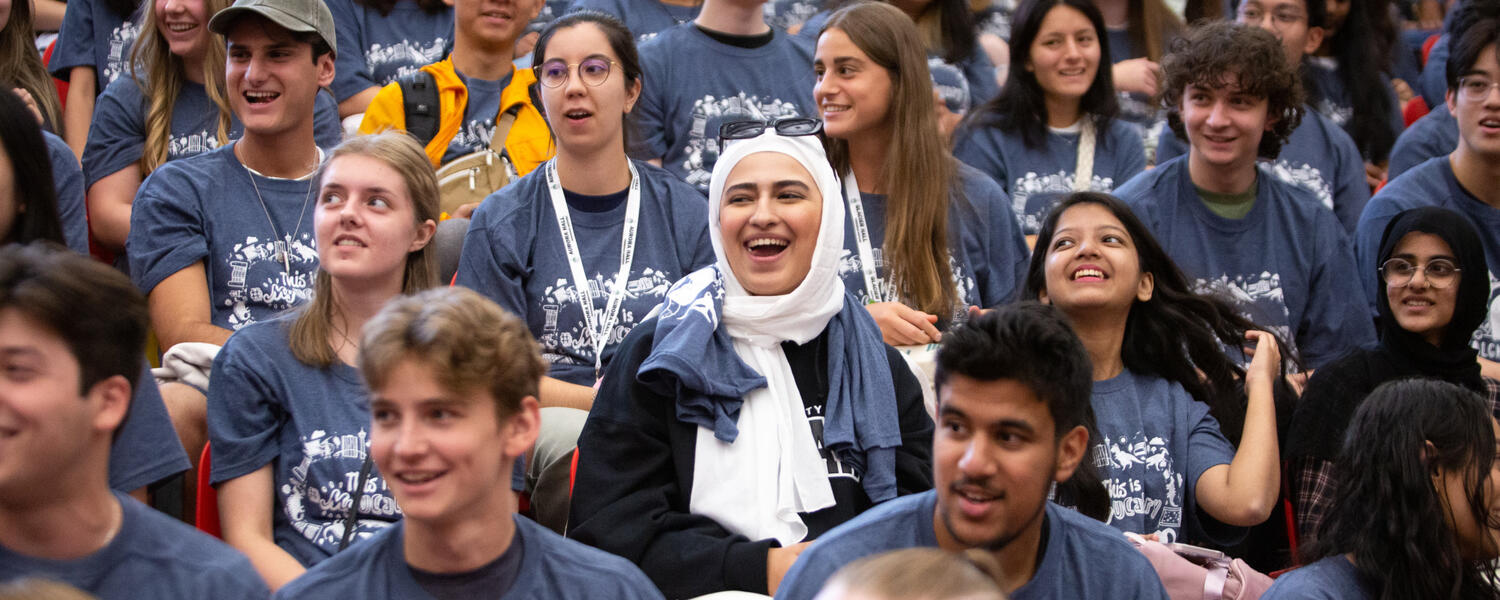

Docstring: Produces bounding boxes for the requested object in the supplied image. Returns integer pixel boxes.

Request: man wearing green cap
[123,0,338,589]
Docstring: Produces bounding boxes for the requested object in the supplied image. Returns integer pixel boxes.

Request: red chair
[196,443,222,538]
[1423,33,1441,67]
[1403,97,1430,128]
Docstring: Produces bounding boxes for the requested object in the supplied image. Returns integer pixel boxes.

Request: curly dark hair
[1024,192,1296,445]
[1159,21,1303,160]
[1304,378,1500,600]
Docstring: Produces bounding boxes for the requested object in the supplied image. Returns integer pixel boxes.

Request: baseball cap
[208,0,337,57]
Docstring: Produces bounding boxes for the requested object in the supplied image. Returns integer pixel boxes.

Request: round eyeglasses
[534,57,619,88]
[1380,257,1462,289]
[1457,76,1500,103]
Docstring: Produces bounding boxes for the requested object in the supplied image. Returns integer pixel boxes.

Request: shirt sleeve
[567,323,776,598]
[49,0,96,77]
[1291,456,1335,543]
[453,195,532,319]
[206,329,286,484]
[81,79,146,188]
[127,166,209,295]
[951,127,1009,195]
[627,43,670,160]
[328,0,377,103]
[1328,126,1371,234]
[969,174,1027,307]
[45,132,90,255]
[313,90,345,149]
[1298,216,1378,368]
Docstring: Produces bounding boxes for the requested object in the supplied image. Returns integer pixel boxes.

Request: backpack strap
[398,70,440,147]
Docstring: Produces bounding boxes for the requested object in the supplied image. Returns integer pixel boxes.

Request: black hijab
[1287,207,1489,460]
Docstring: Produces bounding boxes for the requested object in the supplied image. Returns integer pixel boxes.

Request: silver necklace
[241,145,317,273]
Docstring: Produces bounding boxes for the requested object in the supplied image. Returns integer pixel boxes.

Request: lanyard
[545,158,642,378]
[843,171,893,304]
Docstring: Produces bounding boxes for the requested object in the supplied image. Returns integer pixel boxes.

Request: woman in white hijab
[567,123,935,599]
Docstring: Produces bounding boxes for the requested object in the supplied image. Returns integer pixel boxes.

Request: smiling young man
[0,243,266,600]
[1154,0,1369,234]
[1358,18,1500,366]
[274,287,663,599]
[358,0,553,175]
[1113,21,1374,371]
[773,303,1168,600]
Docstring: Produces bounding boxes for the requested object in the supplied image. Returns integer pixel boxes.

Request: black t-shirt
[783,333,873,538]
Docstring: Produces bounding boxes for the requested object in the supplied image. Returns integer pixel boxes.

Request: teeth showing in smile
[1403,299,1433,306]
[1482,118,1500,128]
[1059,68,1085,76]
[822,104,849,113]
[748,238,787,248]
[335,239,364,247]
[168,23,196,32]
[1072,268,1104,280]
[397,472,440,484]
[956,487,998,503]
[245,91,279,103]
[565,111,591,119]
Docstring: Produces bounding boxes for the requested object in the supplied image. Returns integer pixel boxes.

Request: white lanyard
[843,172,894,304]
[546,158,642,377]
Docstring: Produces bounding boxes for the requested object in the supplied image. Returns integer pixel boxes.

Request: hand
[1365,161,1388,191]
[932,89,963,141]
[1112,58,1161,96]
[1242,330,1282,390]
[767,541,812,595]
[966,305,990,321]
[866,302,942,345]
[12,87,42,125]
[452,202,481,220]
[1392,78,1415,105]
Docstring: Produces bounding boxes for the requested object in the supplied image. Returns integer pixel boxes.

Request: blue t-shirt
[1357,157,1500,360]
[1262,555,1374,600]
[441,71,511,164]
[127,144,319,331]
[84,76,344,188]
[0,492,268,600]
[953,117,1146,234]
[44,131,89,255]
[1155,108,1369,233]
[275,517,664,599]
[566,0,700,42]
[1113,158,1377,369]
[207,316,401,567]
[795,11,995,113]
[1104,26,1159,138]
[1089,369,1238,544]
[455,160,714,386]
[1388,103,1457,180]
[1419,34,1449,111]
[49,0,140,88]
[765,0,823,33]
[774,492,1170,600]
[111,363,192,492]
[632,24,816,192]
[1305,58,1405,160]
[328,0,454,103]
[835,164,1028,313]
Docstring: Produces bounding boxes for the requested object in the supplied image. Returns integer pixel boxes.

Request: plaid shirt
[1292,376,1500,541]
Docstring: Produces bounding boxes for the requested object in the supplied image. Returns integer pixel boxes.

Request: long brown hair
[130,0,234,175]
[1124,0,1184,62]
[1,0,62,132]
[821,2,958,316]
[291,133,441,368]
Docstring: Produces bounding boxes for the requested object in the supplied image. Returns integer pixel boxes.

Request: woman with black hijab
[1286,206,1496,543]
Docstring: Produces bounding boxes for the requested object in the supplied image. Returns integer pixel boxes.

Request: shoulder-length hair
[1126,0,1185,62]
[1318,0,1395,162]
[0,89,64,246]
[1024,193,1294,443]
[290,133,441,368]
[0,0,62,133]
[129,0,234,175]
[1305,378,1500,599]
[968,0,1119,149]
[820,1,958,316]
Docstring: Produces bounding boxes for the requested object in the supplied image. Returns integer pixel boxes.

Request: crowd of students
[2,0,1500,598]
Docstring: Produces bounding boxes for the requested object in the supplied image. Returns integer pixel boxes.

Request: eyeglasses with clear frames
[1457,76,1500,102]
[534,56,620,88]
[1380,257,1462,289]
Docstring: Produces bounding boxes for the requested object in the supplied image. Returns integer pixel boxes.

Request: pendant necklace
[243,144,317,273]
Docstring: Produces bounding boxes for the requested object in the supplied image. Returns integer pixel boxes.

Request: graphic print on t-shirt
[537,268,677,366]
[1009,170,1119,233]
[679,92,803,190]
[365,39,448,85]
[1475,272,1500,360]
[928,58,973,115]
[835,249,978,323]
[284,428,400,551]
[1095,432,1184,542]
[223,232,317,330]
[103,21,142,86]
[1265,160,1334,211]
[168,129,222,159]
[1193,271,1295,353]
[805,404,861,482]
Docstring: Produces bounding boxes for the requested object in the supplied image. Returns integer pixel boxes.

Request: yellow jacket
[359,57,554,176]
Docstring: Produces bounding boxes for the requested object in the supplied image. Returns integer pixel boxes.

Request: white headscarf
[689,130,849,545]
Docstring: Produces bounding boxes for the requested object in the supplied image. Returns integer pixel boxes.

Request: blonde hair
[290,132,441,367]
[1,0,62,132]
[823,2,958,317]
[0,578,98,600]
[129,0,234,175]
[359,286,546,417]
[820,548,1008,600]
